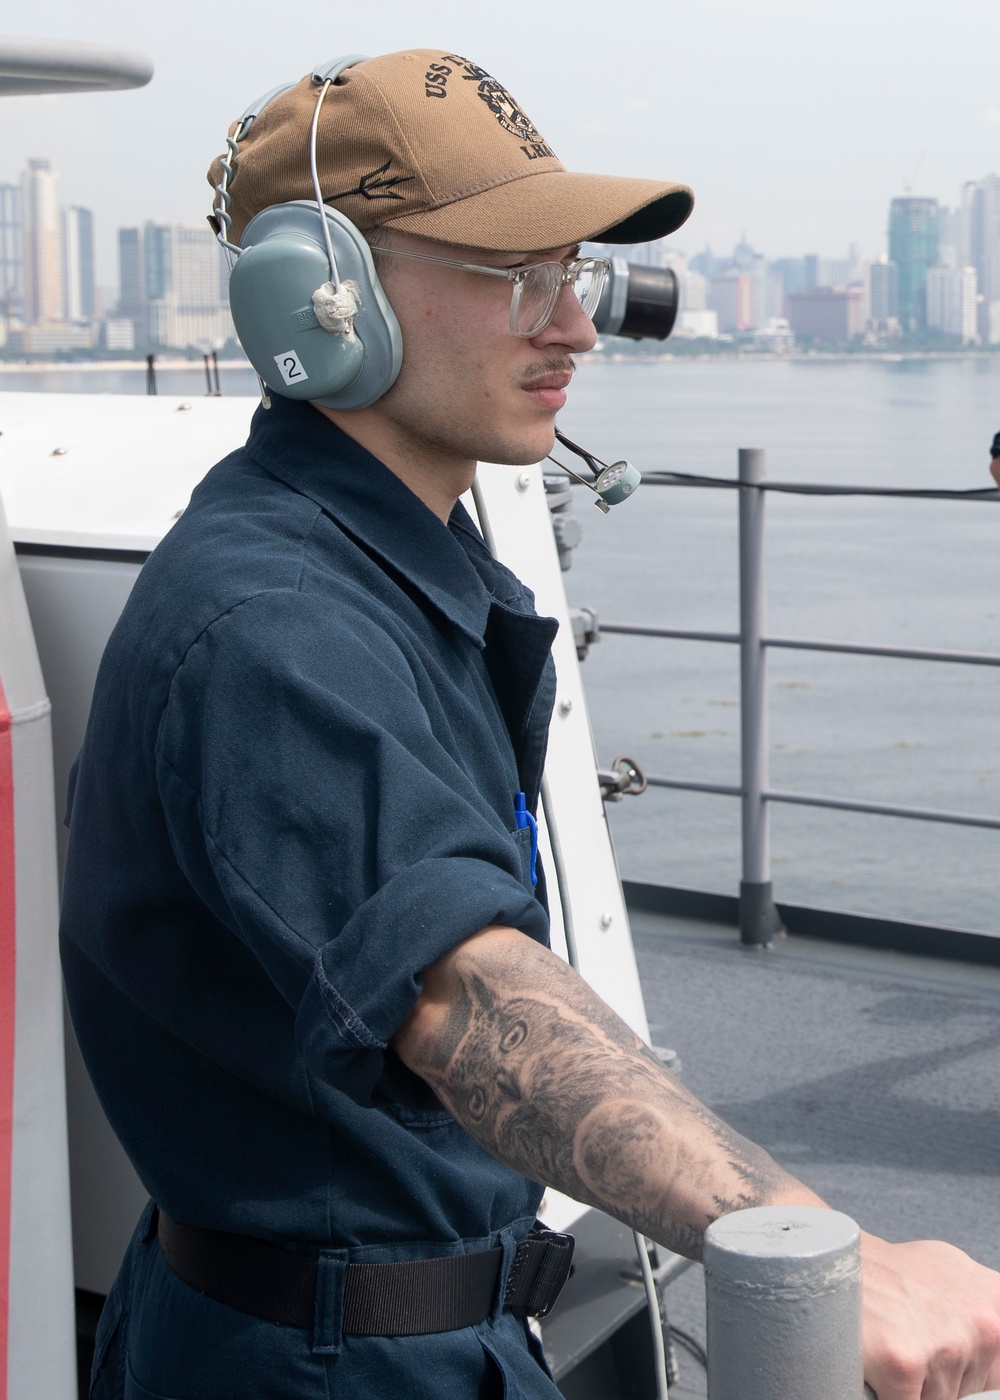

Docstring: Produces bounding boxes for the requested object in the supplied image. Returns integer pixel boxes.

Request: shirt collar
[245,396,495,645]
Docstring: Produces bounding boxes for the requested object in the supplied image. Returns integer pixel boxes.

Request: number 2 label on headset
[273,350,309,386]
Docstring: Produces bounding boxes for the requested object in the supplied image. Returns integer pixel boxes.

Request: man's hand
[861,1233,1000,1399]
[393,925,1000,1399]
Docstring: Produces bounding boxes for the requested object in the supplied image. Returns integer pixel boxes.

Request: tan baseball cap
[208,49,693,253]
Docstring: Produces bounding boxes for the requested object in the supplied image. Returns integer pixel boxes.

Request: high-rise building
[940,195,973,269]
[144,222,172,302]
[740,255,784,327]
[774,257,807,298]
[135,222,234,349]
[0,183,22,325]
[709,271,754,332]
[967,173,1000,301]
[117,226,146,338]
[22,158,63,324]
[980,299,1000,346]
[748,254,768,329]
[619,238,669,269]
[866,259,899,323]
[62,205,95,322]
[816,257,858,288]
[731,234,756,271]
[924,265,978,343]
[689,246,717,279]
[786,286,865,343]
[116,222,234,348]
[103,317,136,351]
[676,309,719,338]
[888,197,939,329]
[937,175,1000,344]
[679,269,706,311]
[778,247,863,294]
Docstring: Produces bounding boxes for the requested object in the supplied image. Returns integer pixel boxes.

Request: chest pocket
[513,823,537,892]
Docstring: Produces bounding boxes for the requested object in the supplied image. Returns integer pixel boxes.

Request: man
[990,430,1000,487]
[61,50,1000,1400]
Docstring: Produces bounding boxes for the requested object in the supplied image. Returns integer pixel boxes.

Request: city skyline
[1,0,999,288]
[2,147,995,300]
[3,144,998,352]
[3,152,997,305]
[0,171,237,352]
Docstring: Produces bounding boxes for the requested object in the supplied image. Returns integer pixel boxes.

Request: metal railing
[598,450,1000,945]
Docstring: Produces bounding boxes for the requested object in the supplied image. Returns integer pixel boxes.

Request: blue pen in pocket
[514,791,538,887]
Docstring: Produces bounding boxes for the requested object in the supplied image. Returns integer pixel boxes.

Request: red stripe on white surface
[0,675,14,1400]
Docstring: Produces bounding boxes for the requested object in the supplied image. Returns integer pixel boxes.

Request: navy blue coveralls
[60,395,562,1399]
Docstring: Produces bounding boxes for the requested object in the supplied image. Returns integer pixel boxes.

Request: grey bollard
[704,1206,862,1400]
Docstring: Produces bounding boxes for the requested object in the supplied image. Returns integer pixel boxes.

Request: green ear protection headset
[213,55,642,507]
[213,55,403,410]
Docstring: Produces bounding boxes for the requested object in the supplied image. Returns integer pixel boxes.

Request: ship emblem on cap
[453,57,555,158]
[474,76,543,143]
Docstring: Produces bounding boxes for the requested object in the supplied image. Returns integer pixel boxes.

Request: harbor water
[2,355,998,936]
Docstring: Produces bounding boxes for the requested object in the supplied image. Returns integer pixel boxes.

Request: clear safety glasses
[373,246,611,337]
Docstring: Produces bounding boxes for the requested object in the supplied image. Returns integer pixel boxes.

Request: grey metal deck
[628,910,1000,1398]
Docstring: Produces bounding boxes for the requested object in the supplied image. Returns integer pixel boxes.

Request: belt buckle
[505,1227,575,1320]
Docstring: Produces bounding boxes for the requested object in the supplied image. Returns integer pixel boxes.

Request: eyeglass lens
[512,259,606,336]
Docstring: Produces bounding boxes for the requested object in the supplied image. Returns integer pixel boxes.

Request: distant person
[990,429,1000,487]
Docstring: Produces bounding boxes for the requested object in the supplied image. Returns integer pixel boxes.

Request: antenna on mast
[902,148,927,195]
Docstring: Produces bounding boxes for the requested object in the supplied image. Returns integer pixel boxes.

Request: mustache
[518,357,576,389]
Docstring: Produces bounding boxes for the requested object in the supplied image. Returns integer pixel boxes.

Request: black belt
[156,1210,573,1336]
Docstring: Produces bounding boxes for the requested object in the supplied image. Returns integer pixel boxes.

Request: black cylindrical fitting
[616,264,679,341]
[593,261,679,341]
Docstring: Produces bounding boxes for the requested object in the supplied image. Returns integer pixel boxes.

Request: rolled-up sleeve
[156,589,547,1105]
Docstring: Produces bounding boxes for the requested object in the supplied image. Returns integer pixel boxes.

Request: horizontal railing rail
[636,471,1000,502]
[582,452,1000,943]
[623,778,1000,829]
[644,775,743,797]
[764,788,1000,831]
[601,622,740,644]
[766,634,1000,665]
[602,621,1000,668]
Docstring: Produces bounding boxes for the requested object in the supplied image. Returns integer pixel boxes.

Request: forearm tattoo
[408,942,797,1260]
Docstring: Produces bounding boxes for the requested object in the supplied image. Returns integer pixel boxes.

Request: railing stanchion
[704,1205,864,1400]
[738,448,783,945]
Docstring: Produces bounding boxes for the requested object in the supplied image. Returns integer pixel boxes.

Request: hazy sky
[3,0,999,287]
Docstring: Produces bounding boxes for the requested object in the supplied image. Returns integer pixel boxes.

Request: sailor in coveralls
[60,48,1000,1400]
